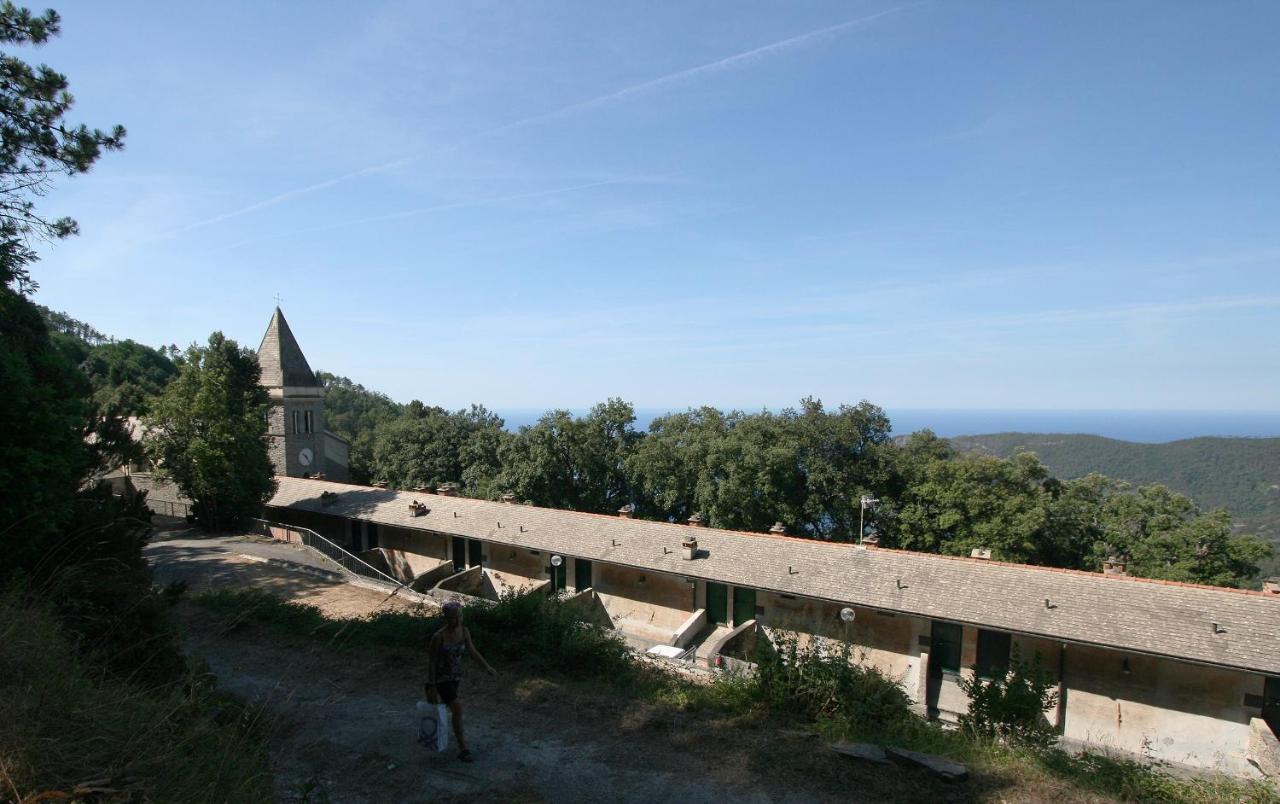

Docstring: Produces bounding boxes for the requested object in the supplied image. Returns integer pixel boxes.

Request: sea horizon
[489,407,1280,443]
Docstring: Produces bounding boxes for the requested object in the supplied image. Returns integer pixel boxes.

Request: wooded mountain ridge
[949,433,1280,544]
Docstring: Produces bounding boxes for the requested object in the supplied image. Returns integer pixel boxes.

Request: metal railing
[251,518,402,589]
[148,498,192,519]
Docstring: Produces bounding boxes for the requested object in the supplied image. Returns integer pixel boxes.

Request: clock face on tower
[299,448,314,467]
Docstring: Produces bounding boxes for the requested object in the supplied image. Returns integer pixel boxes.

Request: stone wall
[379,525,448,560]
[1061,643,1263,774]
[759,592,923,692]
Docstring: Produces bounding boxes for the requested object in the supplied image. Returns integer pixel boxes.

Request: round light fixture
[839,607,856,623]
[550,555,563,567]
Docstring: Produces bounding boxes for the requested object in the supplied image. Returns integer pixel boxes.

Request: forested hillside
[949,433,1280,543]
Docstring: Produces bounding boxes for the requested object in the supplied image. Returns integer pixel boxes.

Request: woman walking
[425,600,496,762]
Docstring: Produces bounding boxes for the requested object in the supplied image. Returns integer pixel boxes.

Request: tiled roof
[268,476,1280,675]
[256,307,317,388]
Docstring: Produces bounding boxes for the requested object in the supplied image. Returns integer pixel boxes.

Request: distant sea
[492,408,1280,444]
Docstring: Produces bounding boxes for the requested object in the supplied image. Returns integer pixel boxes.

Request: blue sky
[28,1,1280,411]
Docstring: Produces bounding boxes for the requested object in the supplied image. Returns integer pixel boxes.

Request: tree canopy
[144,333,276,530]
[0,2,124,293]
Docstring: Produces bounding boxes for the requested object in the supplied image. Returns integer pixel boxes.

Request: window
[304,410,314,433]
[975,629,1012,679]
[291,410,300,434]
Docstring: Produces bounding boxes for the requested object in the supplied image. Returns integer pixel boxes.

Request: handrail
[251,517,402,588]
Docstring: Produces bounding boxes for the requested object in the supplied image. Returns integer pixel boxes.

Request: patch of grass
[194,587,636,681]
[0,591,272,803]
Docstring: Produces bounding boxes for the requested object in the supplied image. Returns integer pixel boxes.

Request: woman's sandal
[458,749,474,763]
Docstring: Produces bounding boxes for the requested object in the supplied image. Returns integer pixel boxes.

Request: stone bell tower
[256,307,326,478]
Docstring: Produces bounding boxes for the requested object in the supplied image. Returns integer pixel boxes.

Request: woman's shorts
[435,680,460,705]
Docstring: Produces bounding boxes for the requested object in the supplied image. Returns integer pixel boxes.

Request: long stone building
[130,309,1280,778]
[262,473,1280,777]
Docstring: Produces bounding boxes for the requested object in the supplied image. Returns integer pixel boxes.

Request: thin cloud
[174,5,919,235]
[212,178,632,252]
[172,157,416,235]
[478,4,921,137]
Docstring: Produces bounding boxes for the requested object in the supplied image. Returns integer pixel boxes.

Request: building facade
[263,475,1280,778]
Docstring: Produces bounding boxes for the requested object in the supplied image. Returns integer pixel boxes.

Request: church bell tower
[256,307,326,478]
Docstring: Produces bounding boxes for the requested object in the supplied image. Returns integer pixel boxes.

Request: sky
[26,1,1280,411]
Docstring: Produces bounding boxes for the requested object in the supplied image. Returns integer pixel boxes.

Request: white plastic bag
[416,700,450,752]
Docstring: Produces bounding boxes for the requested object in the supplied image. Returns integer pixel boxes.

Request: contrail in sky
[478,4,920,138]
[211,178,631,252]
[176,5,918,235]
[172,157,415,235]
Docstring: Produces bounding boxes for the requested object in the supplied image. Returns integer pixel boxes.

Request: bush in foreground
[0,592,271,802]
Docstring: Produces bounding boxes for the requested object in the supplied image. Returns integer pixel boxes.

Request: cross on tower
[273,293,283,306]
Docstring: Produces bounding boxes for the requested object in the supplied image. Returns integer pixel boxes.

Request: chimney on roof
[436,484,457,497]
[861,532,880,549]
[1103,555,1129,577]
[970,547,992,560]
[618,504,634,519]
[682,532,698,560]
[500,493,517,504]
[373,480,389,489]
[1263,576,1280,595]
[687,512,706,527]
[769,522,786,535]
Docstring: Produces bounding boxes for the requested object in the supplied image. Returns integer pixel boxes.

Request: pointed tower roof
[257,307,317,388]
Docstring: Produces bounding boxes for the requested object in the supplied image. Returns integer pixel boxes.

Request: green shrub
[755,632,914,734]
[0,591,271,802]
[194,588,636,682]
[958,648,1059,749]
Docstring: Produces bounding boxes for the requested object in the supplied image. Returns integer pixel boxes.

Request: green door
[707,582,728,625]
[927,621,963,715]
[451,537,466,572]
[574,559,593,590]
[1264,677,1280,735]
[467,539,483,568]
[732,587,757,627]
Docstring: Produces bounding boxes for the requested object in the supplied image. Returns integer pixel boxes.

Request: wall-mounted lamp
[839,607,857,623]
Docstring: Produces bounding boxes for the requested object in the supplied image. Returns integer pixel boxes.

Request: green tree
[0,289,93,555]
[80,339,177,416]
[498,399,641,512]
[0,3,124,292]
[1101,484,1270,588]
[889,450,1053,562]
[316,370,401,483]
[369,403,505,493]
[627,406,732,522]
[144,333,275,530]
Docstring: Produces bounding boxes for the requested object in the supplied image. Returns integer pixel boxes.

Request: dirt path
[153,522,1090,803]
[186,619,799,803]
